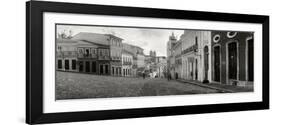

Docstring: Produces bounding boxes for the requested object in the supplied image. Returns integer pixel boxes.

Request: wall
[0,0,280,125]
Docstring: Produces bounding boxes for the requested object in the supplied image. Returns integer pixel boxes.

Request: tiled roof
[71,32,110,45]
[122,49,134,55]
[56,38,77,43]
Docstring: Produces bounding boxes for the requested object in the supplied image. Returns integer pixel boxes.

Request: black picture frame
[26,1,269,124]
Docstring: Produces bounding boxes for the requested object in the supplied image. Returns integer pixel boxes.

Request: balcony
[98,56,110,60]
[123,61,132,65]
[56,51,77,58]
[181,44,198,55]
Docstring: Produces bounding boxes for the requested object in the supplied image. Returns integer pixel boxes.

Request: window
[65,60,69,70]
[99,49,103,56]
[78,48,83,54]
[58,60,62,69]
[105,49,108,56]
[91,48,96,55]
[227,32,237,38]
[85,49,90,57]
[213,34,221,43]
[57,46,62,51]
[72,60,76,70]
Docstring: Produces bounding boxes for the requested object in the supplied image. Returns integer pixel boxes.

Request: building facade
[122,43,145,77]
[166,33,178,79]
[56,38,112,75]
[155,56,167,78]
[211,31,253,86]
[180,30,212,82]
[121,50,133,77]
[174,41,182,79]
[71,32,123,76]
[56,38,78,72]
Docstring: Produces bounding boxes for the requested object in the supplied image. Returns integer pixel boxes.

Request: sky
[57,25,184,56]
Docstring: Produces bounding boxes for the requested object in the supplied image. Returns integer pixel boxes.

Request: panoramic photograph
[55,24,254,100]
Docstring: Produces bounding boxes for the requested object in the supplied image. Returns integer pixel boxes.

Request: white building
[180,30,212,82]
[121,50,134,77]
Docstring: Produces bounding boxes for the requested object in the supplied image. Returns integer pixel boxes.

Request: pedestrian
[142,72,145,79]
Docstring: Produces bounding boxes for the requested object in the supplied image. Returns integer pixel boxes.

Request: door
[228,42,237,80]
[92,61,96,73]
[214,46,220,82]
[195,59,198,80]
[105,64,109,74]
[204,46,209,80]
[79,61,83,72]
[248,39,254,81]
[100,64,104,74]
[85,61,90,72]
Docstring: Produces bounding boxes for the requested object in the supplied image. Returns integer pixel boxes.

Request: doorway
[214,46,220,82]
[228,42,238,80]
[204,46,209,81]
[100,64,104,75]
[85,61,90,73]
[248,38,254,81]
[79,61,83,72]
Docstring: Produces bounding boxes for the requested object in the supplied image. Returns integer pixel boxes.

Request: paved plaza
[56,71,221,100]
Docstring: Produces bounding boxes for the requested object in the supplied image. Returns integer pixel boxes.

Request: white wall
[0,0,280,125]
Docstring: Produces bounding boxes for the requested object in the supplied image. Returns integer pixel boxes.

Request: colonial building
[180,30,212,82]
[211,31,253,86]
[71,32,123,76]
[121,50,134,77]
[56,38,111,75]
[155,56,167,78]
[166,33,178,79]
[122,43,145,77]
[173,41,182,79]
[56,38,78,72]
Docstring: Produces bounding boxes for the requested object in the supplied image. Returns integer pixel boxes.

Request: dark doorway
[92,61,96,73]
[65,60,69,70]
[85,61,90,72]
[228,42,238,80]
[195,59,198,80]
[105,65,109,74]
[204,46,209,80]
[79,61,83,72]
[58,60,62,69]
[71,60,76,70]
[248,39,254,81]
[100,65,104,74]
[214,46,220,82]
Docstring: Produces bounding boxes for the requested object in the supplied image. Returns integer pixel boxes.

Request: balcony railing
[181,44,198,55]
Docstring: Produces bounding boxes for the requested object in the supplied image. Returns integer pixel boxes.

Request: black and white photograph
[55,24,254,100]
[24,1,270,124]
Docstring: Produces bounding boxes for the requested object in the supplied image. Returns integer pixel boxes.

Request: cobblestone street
[56,71,221,100]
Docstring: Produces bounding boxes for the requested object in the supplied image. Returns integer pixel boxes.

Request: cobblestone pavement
[56,71,221,100]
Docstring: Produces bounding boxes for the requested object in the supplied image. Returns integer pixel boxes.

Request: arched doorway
[213,46,221,82]
[203,46,209,83]
[228,42,238,80]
